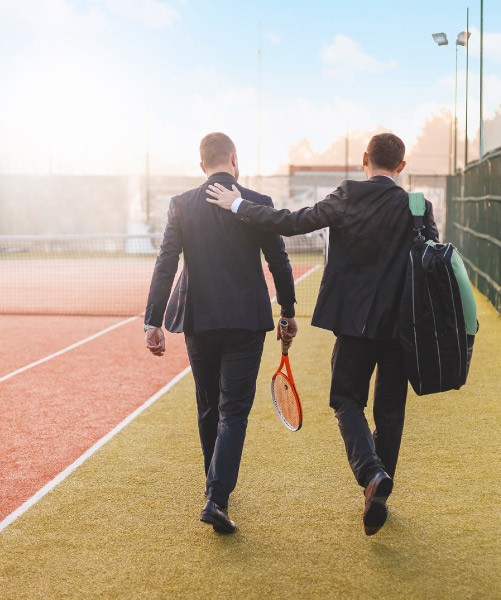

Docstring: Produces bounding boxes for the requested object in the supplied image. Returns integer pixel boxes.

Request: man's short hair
[200,132,236,169]
[367,133,405,171]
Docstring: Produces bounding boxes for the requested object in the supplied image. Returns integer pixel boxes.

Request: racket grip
[280,319,289,355]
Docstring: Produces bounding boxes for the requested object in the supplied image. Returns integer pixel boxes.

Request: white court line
[294,263,321,286]
[269,264,321,304]
[0,365,192,533]
[0,263,321,532]
[0,315,141,384]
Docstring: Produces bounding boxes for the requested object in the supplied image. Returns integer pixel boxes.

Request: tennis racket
[271,319,302,431]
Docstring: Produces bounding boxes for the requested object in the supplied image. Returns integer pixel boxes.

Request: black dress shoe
[200,500,236,534]
[363,470,393,536]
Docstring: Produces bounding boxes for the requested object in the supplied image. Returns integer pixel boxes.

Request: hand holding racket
[271,319,302,431]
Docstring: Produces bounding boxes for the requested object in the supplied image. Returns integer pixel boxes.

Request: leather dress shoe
[363,470,393,536]
[200,500,236,534]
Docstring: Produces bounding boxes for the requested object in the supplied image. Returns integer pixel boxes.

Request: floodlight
[456,31,471,46]
[432,32,448,46]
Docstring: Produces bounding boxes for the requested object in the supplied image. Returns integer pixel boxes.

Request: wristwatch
[144,324,158,331]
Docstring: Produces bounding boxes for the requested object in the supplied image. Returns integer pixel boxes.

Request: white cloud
[460,72,501,134]
[0,49,149,175]
[0,0,107,34]
[438,70,501,127]
[468,27,501,64]
[187,85,373,175]
[399,103,449,150]
[0,0,182,33]
[321,34,398,78]
[192,67,226,87]
[192,85,257,122]
[258,97,372,174]
[103,0,181,29]
[264,31,281,45]
[271,98,371,144]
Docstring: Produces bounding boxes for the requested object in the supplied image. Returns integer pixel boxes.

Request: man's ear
[200,161,207,174]
[396,160,406,174]
[230,152,237,168]
[362,152,369,167]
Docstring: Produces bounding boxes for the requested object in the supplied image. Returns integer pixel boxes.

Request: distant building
[288,164,365,207]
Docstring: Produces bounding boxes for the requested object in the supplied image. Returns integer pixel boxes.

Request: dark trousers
[184,329,266,508]
[330,335,408,488]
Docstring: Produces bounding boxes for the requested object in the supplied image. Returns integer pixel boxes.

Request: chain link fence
[446,147,501,312]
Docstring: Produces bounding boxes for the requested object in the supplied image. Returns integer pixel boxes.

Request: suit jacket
[145,172,296,333]
[234,176,439,340]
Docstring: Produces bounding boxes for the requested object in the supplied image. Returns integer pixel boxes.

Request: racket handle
[280,319,289,355]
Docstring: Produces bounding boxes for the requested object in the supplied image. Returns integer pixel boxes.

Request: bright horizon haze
[0,0,500,176]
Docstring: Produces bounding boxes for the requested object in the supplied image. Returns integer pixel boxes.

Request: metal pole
[479,0,484,158]
[449,111,453,175]
[454,43,458,172]
[145,107,150,226]
[345,133,349,180]
[465,7,469,167]
[257,22,262,187]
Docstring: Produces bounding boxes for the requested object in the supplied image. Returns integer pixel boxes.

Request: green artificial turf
[0,288,499,599]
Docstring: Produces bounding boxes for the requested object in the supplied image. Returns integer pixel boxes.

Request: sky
[0,0,500,176]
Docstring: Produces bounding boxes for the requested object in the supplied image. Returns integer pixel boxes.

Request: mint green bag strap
[408,192,426,240]
[408,192,426,217]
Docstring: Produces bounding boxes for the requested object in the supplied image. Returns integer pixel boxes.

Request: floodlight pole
[345,133,349,180]
[257,21,262,189]
[479,0,484,159]
[454,42,459,172]
[432,31,457,174]
[145,107,151,227]
[449,111,453,175]
[465,7,470,167]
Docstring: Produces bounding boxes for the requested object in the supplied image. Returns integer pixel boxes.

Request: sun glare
[5,54,143,173]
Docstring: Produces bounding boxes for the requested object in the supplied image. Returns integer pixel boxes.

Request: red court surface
[0,315,190,521]
[0,262,316,524]
[0,315,122,376]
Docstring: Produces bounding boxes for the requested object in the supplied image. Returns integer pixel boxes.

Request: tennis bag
[399,192,477,396]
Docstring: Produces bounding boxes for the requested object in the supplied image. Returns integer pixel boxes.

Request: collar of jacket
[369,175,396,184]
[206,172,237,184]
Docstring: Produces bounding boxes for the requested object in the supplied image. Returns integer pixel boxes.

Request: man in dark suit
[206,133,439,536]
[144,132,297,534]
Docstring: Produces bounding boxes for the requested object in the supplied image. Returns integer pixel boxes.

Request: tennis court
[0,235,499,599]
[0,233,324,528]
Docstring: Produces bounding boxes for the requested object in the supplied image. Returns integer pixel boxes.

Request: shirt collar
[370,174,395,183]
[207,171,237,183]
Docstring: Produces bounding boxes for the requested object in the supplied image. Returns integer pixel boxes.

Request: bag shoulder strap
[407,192,426,241]
[408,192,426,216]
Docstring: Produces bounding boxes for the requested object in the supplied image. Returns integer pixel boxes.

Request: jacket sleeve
[424,200,439,242]
[144,197,183,327]
[258,196,296,317]
[235,185,348,236]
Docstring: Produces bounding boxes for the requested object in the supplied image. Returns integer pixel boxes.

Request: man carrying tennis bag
[207,133,443,536]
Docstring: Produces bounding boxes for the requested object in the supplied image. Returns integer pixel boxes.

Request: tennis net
[0,232,327,317]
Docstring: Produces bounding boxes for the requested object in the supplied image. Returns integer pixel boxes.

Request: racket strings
[271,372,301,430]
